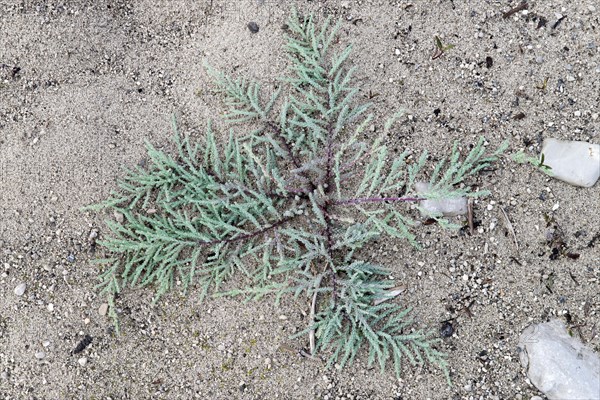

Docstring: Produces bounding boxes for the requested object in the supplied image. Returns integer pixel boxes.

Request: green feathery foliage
[512,150,553,175]
[89,10,507,382]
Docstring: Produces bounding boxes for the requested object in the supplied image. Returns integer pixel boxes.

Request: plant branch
[198,215,297,247]
[265,121,303,170]
[334,196,423,206]
[309,272,322,355]
[265,120,318,192]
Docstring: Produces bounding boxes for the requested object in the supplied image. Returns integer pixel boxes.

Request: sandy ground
[1,0,599,399]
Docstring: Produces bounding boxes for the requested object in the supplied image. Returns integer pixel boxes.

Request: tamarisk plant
[90,10,507,382]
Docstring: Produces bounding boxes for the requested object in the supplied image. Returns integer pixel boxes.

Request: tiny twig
[552,15,566,30]
[503,2,528,19]
[467,198,474,235]
[499,206,519,251]
[460,300,475,319]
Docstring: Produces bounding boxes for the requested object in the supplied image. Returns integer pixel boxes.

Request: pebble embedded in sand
[98,303,109,316]
[415,182,468,217]
[113,211,124,224]
[247,21,259,33]
[518,320,600,400]
[14,283,26,296]
[541,138,600,187]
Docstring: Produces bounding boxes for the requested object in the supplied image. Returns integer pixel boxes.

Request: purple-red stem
[198,215,295,246]
[334,196,423,206]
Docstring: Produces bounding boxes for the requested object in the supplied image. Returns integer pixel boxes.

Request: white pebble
[415,182,467,217]
[35,351,45,360]
[47,303,54,312]
[541,139,600,187]
[98,303,109,316]
[78,357,87,366]
[14,283,26,296]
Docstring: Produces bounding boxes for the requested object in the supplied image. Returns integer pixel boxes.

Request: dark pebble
[440,321,454,337]
[247,22,259,33]
[72,335,93,354]
[485,56,493,69]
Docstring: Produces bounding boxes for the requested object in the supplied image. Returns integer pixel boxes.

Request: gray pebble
[88,229,98,241]
[247,21,259,33]
[98,303,109,316]
[14,283,26,296]
[35,351,46,360]
[535,56,544,64]
[114,211,124,224]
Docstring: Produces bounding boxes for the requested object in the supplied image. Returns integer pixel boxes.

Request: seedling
[432,36,455,60]
[512,151,553,174]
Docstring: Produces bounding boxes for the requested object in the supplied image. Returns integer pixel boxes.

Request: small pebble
[88,229,98,241]
[42,340,50,347]
[440,321,454,337]
[113,211,124,223]
[35,351,46,360]
[98,303,109,316]
[78,357,87,366]
[0,371,8,380]
[217,344,226,351]
[46,303,54,312]
[530,397,543,400]
[247,21,259,33]
[14,283,26,296]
